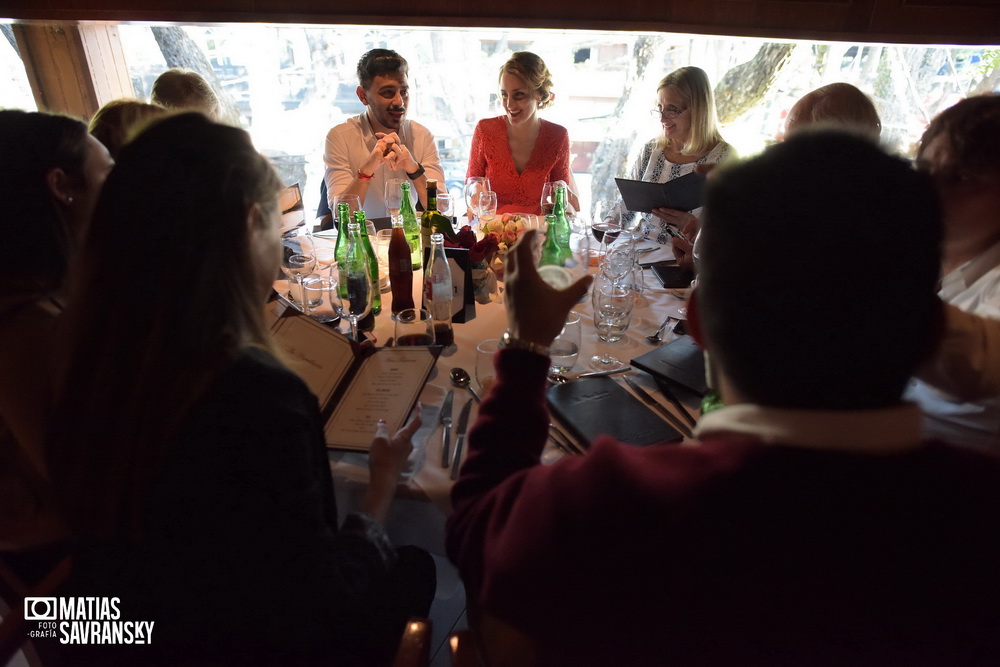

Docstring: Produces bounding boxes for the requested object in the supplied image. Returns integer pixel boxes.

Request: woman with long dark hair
[50,113,433,665]
[0,109,113,552]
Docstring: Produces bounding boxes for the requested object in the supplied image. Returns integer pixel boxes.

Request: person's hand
[671,236,695,272]
[383,139,419,174]
[651,207,697,232]
[365,132,402,173]
[504,229,592,347]
[367,407,422,484]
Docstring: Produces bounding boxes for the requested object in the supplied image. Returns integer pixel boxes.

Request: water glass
[476,339,500,396]
[332,193,362,221]
[374,229,393,291]
[592,281,636,344]
[550,311,582,376]
[464,177,490,218]
[392,308,435,346]
[384,178,407,222]
[302,275,340,323]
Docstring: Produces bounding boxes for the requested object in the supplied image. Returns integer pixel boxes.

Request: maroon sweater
[447,349,1000,666]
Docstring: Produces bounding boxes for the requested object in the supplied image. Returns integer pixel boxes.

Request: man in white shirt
[908,95,1000,451]
[323,49,443,220]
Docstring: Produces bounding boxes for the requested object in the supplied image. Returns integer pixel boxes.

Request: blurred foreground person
[0,110,112,553]
[447,130,1000,666]
[908,95,1000,452]
[50,113,433,666]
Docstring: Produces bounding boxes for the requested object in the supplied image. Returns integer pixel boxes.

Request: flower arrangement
[447,212,528,267]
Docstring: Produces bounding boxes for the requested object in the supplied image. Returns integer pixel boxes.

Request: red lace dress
[466,116,571,215]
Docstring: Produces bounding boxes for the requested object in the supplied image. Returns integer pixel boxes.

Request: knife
[622,376,694,439]
[651,374,698,428]
[450,398,474,481]
[440,390,454,468]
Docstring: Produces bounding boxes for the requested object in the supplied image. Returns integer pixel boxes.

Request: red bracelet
[357,168,374,181]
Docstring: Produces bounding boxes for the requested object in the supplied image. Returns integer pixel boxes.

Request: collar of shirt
[359,112,411,154]
[694,402,924,453]
[941,238,1000,300]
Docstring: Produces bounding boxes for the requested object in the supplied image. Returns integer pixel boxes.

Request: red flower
[456,225,477,250]
[470,233,500,264]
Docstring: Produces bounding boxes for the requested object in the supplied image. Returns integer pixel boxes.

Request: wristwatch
[500,331,550,357]
[406,163,425,180]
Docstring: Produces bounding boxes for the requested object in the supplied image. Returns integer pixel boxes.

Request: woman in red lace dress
[466,52,577,215]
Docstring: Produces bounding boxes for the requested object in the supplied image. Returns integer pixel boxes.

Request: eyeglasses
[650,105,688,119]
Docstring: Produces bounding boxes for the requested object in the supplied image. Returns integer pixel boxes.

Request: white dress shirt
[323,113,444,220]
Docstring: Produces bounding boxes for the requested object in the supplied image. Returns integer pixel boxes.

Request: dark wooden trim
[2,1,999,45]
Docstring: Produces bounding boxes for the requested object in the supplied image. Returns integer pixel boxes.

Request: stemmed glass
[550,311,582,376]
[437,191,454,229]
[539,181,562,216]
[601,230,639,283]
[384,178,407,223]
[281,234,316,309]
[591,218,622,258]
[474,191,498,232]
[676,228,702,319]
[337,257,373,342]
[464,177,491,219]
[590,273,637,370]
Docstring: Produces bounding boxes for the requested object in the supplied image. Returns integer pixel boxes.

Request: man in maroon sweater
[446,130,1000,666]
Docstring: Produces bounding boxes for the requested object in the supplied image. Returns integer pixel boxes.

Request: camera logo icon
[24,597,57,621]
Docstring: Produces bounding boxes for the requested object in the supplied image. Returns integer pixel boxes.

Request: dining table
[275,228,702,658]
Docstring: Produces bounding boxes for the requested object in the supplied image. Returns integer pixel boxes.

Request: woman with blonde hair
[88,98,167,158]
[50,113,433,665]
[466,51,577,214]
[607,66,736,246]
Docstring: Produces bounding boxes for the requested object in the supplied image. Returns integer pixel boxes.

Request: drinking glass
[308,231,338,279]
[374,229,393,292]
[337,262,373,342]
[474,191,499,232]
[550,311,582,376]
[392,308,435,346]
[590,276,636,370]
[384,178,407,223]
[591,218,622,257]
[464,177,490,218]
[601,230,640,283]
[281,234,316,308]
[676,228,702,319]
[540,181,567,217]
[476,339,500,396]
[302,275,340,324]
[332,193,362,221]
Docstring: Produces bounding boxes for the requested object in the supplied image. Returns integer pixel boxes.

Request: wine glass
[540,180,570,217]
[308,231,338,279]
[590,274,636,370]
[601,230,639,283]
[384,178,407,223]
[437,191,454,228]
[281,234,316,309]
[464,177,490,219]
[676,228,702,319]
[331,195,363,227]
[475,191,499,233]
[337,260,373,342]
[591,218,622,258]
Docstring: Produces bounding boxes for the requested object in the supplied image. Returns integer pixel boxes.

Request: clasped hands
[364,131,419,175]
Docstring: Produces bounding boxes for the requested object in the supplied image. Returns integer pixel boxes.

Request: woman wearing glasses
[607,66,735,250]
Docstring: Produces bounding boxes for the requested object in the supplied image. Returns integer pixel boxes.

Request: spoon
[645,315,677,345]
[449,367,481,403]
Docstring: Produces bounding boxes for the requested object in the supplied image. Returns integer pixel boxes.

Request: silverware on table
[450,398,474,480]
[548,367,630,384]
[622,376,694,439]
[439,390,455,468]
[645,315,678,345]
[449,367,481,402]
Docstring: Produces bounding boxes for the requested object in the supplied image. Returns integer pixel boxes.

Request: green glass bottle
[333,202,351,282]
[353,210,381,318]
[399,181,421,270]
[551,184,573,264]
[700,351,725,414]
[539,214,563,267]
[338,222,374,341]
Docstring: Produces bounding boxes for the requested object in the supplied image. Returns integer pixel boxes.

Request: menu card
[270,301,438,451]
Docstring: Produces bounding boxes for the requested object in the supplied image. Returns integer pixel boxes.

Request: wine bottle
[423,232,455,346]
[388,218,415,313]
[399,181,421,270]
[420,179,439,252]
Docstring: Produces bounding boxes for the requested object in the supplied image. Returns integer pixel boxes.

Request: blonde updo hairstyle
[500,51,554,109]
